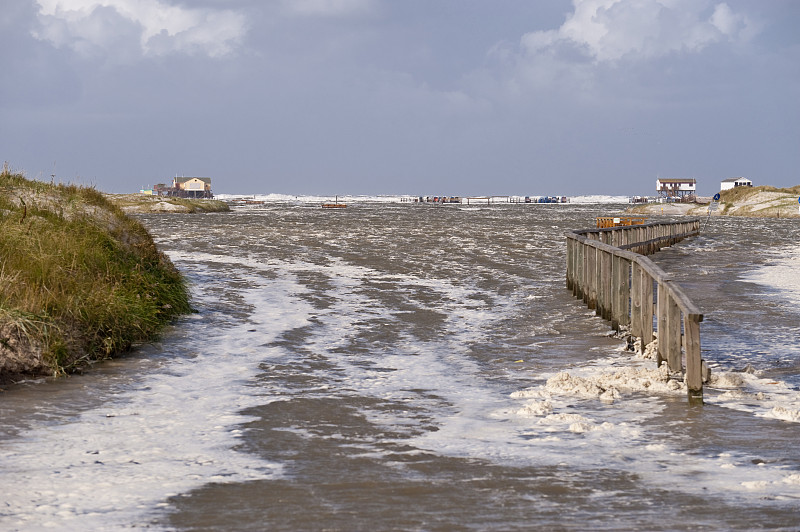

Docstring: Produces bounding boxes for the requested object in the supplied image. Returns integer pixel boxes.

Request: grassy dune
[0,168,192,382]
[629,185,800,217]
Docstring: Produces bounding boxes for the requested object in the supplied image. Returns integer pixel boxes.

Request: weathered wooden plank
[588,245,597,309]
[641,270,654,350]
[566,237,573,290]
[685,316,703,403]
[618,258,631,327]
[666,291,681,372]
[631,262,643,342]
[656,282,668,367]
[601,249,612,320]
[611,255,629,330]
[594,246,604,316]
[576,240,584,300]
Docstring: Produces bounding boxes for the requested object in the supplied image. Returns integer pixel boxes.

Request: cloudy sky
[2,0,798,195]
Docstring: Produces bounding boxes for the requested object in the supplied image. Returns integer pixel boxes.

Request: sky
[1,0,799,196]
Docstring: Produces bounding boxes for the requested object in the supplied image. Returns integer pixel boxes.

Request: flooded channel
[2,203,799,530]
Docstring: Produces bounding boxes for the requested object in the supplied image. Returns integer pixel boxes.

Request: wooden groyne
[565,219,706,402]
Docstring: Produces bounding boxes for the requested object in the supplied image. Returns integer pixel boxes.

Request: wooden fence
[565,219,706,402]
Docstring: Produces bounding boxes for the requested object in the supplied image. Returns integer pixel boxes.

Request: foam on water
[0,263,306,530]
[495,350,800,501]
[566,195,631,204]
[705,368,800,423]
[741,244,800,306]
[216,193,632,205]
[217,193,416,204]
[183,245,800,506]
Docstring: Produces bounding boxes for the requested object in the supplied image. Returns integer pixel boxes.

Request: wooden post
[631,262,643,346]
[566,238,574,290]
[666,290,681,372]
[641,270,654,350]
[592,246,601,312]
[685,316,703,403]
[576,241,584,300]
[597,247,606,317]
[586,241,593,305]
[600,249,612,320]
[618,257,630,327]
[656,282,668,367]
[587,245,597,309]
[611,255,622,330]
[575,240,581,293]
[594,246,603,316]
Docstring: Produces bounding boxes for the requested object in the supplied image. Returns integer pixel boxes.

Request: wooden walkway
[565,219,706,402]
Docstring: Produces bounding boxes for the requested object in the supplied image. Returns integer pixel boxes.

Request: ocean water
[1,202,799,530]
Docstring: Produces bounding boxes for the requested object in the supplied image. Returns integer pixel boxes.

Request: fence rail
[565,219,706,402]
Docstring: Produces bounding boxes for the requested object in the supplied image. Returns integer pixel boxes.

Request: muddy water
[1,204,799,530]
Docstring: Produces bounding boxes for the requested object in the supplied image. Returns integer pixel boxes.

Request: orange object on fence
[596,216,648,229]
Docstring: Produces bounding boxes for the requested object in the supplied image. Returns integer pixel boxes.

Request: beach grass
[0,166,192,379]
[719,184,800,203]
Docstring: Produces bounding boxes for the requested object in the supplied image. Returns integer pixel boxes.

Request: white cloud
[710,2,754,40]
[32,0,248,58]
[521,0,756,63]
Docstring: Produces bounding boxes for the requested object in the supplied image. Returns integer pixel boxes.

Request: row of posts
[565,219,706,402]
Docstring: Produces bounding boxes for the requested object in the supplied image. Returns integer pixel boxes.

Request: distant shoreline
[626,185,800,218]
[104,193,230,213]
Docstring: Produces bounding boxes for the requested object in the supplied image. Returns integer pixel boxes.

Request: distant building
[172,177,213,198]
[143,177,214,198]
[656,178,696,200]
[720,177,752,191]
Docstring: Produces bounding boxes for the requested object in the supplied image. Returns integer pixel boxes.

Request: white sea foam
[741,244,800,305]
[703,370,800,423]
[0,266,306,530]
[495,341,800,506]
[567,195,632,204]
[215,193,632,205]
[216,193,416,204]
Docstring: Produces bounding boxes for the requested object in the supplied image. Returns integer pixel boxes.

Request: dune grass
[0,167,191,378]
[719,184,800,203]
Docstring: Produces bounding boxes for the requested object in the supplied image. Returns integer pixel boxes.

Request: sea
[1,196,799,531]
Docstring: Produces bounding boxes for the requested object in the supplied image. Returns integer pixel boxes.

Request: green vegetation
[0,166,192,381]
[719,184,800,203]
[717,185,800,217]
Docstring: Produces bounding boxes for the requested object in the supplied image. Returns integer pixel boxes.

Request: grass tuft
[1,168,191,379]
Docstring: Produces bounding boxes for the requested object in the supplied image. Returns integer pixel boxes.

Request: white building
[656,178,696,199]
[720,177,753,191]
